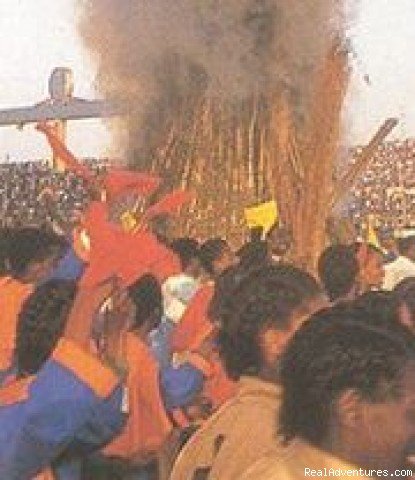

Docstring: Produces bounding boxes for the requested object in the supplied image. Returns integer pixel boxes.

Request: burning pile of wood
[146,43,397,271]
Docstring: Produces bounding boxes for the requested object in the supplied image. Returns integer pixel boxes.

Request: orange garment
[38,124,95,183]
[81,228,181,288]
[170,284,236,410]
[34,469,54,480]
[103,169,161,198]
[140,190,193,225]
[0,375,35,406]
[104,332,172,460]
[203,348,237,410]
[79,201,181,288]
[38,122,162,200]
[0,277,33,371]
[170,284,215,353]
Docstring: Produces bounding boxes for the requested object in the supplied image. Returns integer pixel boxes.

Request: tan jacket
[170,376,282,480]
[240,441,374,480]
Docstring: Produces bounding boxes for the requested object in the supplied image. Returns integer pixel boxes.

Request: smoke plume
[78,0,345,163]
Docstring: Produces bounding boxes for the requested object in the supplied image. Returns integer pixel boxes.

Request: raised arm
[36,122,96,184]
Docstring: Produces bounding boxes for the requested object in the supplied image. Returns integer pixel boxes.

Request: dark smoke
[78,0,345,163]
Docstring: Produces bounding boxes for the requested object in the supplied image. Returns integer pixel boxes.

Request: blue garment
[149,317,176,368]
[160,363,204,410]
[48,247,86,282]
[150,274,199,367]
[0,357,125,479]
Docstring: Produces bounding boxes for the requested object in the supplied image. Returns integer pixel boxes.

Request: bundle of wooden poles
[141,42,397,272]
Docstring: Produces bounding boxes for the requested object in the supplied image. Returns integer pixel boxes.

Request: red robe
[79,202,180,288]
[103,332,172,460]
[171,284,236,410]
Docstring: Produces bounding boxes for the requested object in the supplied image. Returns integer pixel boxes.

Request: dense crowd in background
[0,160,106,229]
[349,139,415,230]
[2,139,415,234]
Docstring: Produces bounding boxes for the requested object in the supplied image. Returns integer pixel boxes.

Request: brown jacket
[170,376,282,480]
[240,441,374,480]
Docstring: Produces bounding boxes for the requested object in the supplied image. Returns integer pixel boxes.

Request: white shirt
[383,256,415,290]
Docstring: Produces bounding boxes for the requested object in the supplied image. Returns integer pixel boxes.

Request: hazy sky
[0,0,414,161]
[347,0,415,144]
[0,0,113,162]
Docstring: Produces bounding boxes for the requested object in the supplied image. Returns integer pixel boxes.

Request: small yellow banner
[244,200,279,235]
[120,211,138,232]
[366,223,381,250]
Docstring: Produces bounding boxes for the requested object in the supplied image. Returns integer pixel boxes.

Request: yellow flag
[120,210,138,232]
[366,218,381,250]
[244,200,279,235]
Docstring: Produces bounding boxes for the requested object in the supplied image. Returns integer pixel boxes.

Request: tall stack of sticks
[145,43,396,272]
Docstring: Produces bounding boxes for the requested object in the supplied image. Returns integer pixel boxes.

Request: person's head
[355,242,385,291]
[249,226,264,243]
[199,238,235,278]
[16,279,77,377]
[318,244,359,302]
[398,235,415,262]
[7,228,67,283]
[352,290,402,331]
[128,274,163,334]
[394,277,415,334]
[216,264,324,381]
[279,307,415,471]
[267,224,292,258]
[236,239,269,272]
[170,237,202,279]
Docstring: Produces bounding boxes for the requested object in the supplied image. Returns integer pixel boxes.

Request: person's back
[241,305,415,480]
[103,330,172,460]
[170,375,282,480]
[240,440,370,480]
[99,275,172,476]
[0,278,127,479]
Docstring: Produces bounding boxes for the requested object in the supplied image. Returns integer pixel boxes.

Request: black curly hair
[318,244,359,302]
[199,238,230,276]
[16,279,77,377]
[170,237,200,271]
[128,274,163,330]
[7,227,67,278]
[279,305,415,446]
[352,290,402,330]
[215,263,322,380]
[395,277,415,317]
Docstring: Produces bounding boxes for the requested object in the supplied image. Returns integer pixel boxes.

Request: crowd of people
[1,137,415,240]
[2,123,415,480]
[0,160,106,229]
[349,139,415,230]
[2,198,415,479]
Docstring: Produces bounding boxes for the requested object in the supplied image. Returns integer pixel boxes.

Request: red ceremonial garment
[103,332,172,460]
[170,284,236,410]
